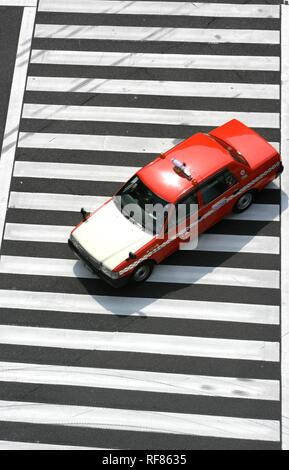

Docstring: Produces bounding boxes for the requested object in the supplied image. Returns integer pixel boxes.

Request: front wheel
[233,191,254,213]
[131,261,154,283]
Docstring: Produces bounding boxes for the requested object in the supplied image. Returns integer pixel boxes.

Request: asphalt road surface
[0,6,22,151]
[0,0,283,450]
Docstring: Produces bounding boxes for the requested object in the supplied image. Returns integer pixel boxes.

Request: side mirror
[81,208,91,220]
[126,252,137,261]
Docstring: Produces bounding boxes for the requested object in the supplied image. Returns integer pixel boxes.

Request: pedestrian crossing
[0,0,282,450]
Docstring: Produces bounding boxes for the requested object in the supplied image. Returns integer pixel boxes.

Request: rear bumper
[68,238,129,288]
[277,162,284,175]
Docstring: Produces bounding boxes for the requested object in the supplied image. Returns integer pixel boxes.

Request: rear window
[209,134,249,166]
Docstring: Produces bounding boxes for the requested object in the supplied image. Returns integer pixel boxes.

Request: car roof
[138,132,233,203]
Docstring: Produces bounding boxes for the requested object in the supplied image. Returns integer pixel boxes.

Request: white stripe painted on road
[17,133,280,153]
[38,1,280,19]
[281,1,289,451]
[14,161,137,182]
[0,325,280,362]
[8,192,280,223]
[22,103,280,129]
[0,441,102,450]
[227,204,280,222]
[4,223,280,255]
[0,7,36,252]
[196,234,280,255]
[30,50,280,71]
[26,76,280,100]
[9,192,107,212]
[18,132,179,153]
[0,361,280,401]
[0,400,280,441]
[5,223,72,243]
[151,265,279,288]
[0,0,37,5]
[13,160,282,187]
[34,24,280,45]
[0,289,280,325]
[0,256,280,289]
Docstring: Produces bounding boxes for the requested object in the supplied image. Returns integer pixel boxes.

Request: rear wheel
[132,261,154,283]
[233,191,254,213]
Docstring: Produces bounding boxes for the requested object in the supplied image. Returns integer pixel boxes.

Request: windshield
[113,176,169,235]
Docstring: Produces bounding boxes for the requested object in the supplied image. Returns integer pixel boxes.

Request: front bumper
[68,237,129,288]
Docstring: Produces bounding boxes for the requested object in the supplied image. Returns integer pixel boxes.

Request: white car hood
[72,199,154,271]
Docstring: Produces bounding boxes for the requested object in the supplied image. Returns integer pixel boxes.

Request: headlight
[100,264,120,279]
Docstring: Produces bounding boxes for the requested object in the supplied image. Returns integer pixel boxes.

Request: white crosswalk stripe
[0,399,280,441]
[0,325,280,362]
[34,24,280,45]
[0,0,282,450]
[17,132,188,153]
[14,160,138,182]
[0,290,280,325]
[228,204,280,222]
[30,49,280,71]
[197,234,280,255]
[22,104,280,128]
[26,77,280,100]
[0,441,105,450]
[8,192,280,221]
[13,160,282,183]
[38,1,280,18]
[0,255,280,289]
[0,362,280,400]
[4,224,280,255]
[17,132,280,153]
[9,192,107,212]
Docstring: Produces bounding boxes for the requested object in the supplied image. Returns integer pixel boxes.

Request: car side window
[200,170,237,206]
[166,191,198,234]
[177,191,198,222]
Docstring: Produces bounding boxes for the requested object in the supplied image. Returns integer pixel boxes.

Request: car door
[198,168,240,233]
[155,190,199,260]
[176,190,199,244]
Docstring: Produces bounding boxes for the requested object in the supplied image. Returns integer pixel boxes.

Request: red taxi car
[69,119,283,287]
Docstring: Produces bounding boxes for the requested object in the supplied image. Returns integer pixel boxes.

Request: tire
[131,261,154,283]
[233,191,254,213]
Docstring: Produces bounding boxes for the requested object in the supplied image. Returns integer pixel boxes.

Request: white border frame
[281,0,289,451]
[0,0,287,449]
